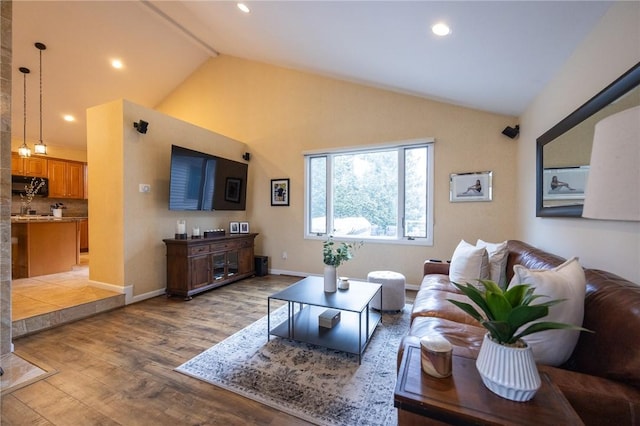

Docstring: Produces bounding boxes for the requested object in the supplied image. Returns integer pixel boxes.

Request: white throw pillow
[508,257,586,366]
[449,240,490,289]
[476,239,509,288]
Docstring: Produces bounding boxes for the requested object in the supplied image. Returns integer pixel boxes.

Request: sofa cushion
[408,316,485,359]
[449,240,490,289]
[412,289,482,327]
[476,239,508,288]
[508,257,586,366]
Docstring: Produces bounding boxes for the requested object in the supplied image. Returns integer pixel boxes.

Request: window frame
[303,139,434,246]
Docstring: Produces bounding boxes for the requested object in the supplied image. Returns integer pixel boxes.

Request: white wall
[517,1,640,282]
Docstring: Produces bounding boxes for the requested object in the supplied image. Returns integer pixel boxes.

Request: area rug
[176,304,412,426]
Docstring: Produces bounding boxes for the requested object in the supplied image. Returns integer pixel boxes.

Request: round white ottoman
[367,270,406,312]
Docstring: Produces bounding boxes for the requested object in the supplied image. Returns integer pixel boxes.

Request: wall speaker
[242,152,251,161]
[502,125,519,139]
[134,120,149,134]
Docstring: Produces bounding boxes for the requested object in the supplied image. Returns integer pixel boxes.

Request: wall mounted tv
[168,145,248,211]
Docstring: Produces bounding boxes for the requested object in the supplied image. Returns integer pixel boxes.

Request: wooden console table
[394,344,583,425]
[163,233,257,300]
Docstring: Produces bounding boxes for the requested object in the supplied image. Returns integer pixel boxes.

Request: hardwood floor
[2,275,416,426]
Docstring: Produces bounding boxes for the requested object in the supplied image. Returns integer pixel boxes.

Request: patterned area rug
[176,304,411,426]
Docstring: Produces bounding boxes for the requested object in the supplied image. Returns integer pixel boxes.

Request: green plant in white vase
[322,235,361,292]
[448,280,590,401]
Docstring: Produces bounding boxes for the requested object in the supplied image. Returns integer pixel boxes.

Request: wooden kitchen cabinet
[79,219,89,252]
[163,233,257,300]
[48,159,85,199]
[11,153,48,177]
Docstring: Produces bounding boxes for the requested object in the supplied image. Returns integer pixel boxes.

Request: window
[305,140,434,245]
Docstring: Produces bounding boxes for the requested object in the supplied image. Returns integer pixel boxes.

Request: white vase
[475,333,541,402]
[324,265,337,292]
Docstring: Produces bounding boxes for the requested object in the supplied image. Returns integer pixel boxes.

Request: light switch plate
[139,184,151,193]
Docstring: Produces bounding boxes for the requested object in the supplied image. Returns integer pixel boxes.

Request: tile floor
[4,253,124,394]
[11,254,125,338]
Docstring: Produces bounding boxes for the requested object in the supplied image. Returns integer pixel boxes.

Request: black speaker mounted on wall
[502,125,520,139]
[134,120,149,134]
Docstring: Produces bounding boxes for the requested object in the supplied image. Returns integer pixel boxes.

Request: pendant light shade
[18,67,31,158]
[34,42,47,155]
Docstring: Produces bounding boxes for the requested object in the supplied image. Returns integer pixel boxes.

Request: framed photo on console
[229,222,239,234]
[240,222,250,233]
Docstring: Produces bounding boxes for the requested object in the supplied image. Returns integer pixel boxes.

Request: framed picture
[450,171,493,202]
[240,222,250,233]
[543,166,588,201]
[229,222,239,234]
[225,178,242,203]
[271,178,290,206]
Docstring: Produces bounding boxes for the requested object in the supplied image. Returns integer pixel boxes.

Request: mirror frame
[536,62,640,217]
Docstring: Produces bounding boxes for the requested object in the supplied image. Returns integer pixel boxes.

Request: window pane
[309,156,327,234]
[333,151,398,237]
[404,147,427,238]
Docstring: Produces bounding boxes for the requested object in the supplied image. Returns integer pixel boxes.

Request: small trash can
[255,255,268,276]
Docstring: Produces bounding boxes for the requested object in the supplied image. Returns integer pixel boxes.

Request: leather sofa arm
[424,260,450,276]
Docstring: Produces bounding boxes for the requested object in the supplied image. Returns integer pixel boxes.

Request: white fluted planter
[475,334,541,402]
[324,265,337,292]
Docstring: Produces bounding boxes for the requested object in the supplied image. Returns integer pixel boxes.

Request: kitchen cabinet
[11,153,48,177]
[79,219,89,252]
[48,159,85,199]
[163,233,257,300]
[11,218,82,278]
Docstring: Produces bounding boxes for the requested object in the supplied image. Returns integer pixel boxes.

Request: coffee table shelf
[270,305,381,356]
[268,276,382,364]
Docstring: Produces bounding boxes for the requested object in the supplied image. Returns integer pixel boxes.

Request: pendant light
[34,42,47,155]
[18,67,31,158]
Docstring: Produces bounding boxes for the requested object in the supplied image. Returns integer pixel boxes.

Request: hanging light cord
[39,46,42,143]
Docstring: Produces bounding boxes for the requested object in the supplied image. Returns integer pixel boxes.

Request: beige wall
[10,141,87,162]
[517,1,640,282]
[157,56,518,286]
[87,99,248,301]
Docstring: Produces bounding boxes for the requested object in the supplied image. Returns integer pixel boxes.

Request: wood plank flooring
[2,275,416,426]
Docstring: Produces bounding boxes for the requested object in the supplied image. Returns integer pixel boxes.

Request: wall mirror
[536,62,640,217]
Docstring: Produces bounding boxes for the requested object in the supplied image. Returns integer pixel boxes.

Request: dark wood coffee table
[394,344,584,425]
[267,276,382,364]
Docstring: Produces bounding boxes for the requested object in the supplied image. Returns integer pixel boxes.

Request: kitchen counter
[11,218,86,278]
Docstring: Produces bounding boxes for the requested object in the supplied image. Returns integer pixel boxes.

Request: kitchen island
[11,216,87,278]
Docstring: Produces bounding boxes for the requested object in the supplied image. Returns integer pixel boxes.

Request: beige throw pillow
[476,239,509,288]
[449,240,490,289]
[508,257,586,366]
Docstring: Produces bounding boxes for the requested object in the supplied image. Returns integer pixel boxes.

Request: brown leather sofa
[402,240,640,425]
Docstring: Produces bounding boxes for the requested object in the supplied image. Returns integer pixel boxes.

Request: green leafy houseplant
[322,235,361,267]
[448,280,590,347]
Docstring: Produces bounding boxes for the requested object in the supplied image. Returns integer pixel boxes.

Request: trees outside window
[305,141,433,245]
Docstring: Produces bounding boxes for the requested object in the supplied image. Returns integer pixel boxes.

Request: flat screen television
[168,145,248,211]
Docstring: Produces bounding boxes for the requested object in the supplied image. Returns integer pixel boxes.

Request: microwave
[11,175,49,197]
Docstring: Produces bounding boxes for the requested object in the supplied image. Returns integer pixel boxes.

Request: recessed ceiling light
[63,115,75,122]
[432,22,451,37]
[111,59,123,69]
[237,3,250,13]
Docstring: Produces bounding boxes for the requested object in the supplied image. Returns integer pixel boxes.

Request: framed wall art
[229,222,239,234]
[271,178,290,206]
[450,171,493,202]
[240,222,250,233]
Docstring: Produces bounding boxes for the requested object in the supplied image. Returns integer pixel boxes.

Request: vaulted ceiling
[11,1,611,150]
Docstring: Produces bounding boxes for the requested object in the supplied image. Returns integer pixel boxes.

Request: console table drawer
[189,245,211,255]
